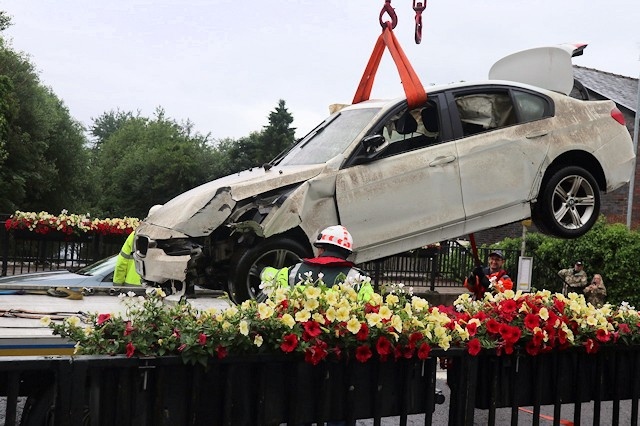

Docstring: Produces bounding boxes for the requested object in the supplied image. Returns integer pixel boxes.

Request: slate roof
[573,65,638,113]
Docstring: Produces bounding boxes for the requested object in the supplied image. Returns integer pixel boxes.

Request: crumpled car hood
[138,164,326,238]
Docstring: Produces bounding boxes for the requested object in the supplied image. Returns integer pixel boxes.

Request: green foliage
[213,99,296,177]
[93,108,217,218]
[0,38,88,213]
[497,217,640,308]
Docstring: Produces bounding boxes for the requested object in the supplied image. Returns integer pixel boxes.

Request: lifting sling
[352,0,427,109]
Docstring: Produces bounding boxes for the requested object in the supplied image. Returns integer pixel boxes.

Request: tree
[0,38,88,214]
[93,108,217,218]
[216,99,297,176]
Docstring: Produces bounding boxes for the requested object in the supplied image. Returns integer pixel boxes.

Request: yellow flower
[538,307,549,321]
[385,294,399,306]
[239,320,249,336]
[326,307,337,323]
[281,314,296,329]
[67,316,80,327]
[304,286,321,299]
[312,312,325,323]
[457,328,470,341]
[304,298,319,311]
[325,290,339,305]
[254,335,263,347]
[295,310,311,323]
[390,315,403,333]
[225,306,239,318]
[84,327,94,336]
[366,312,382,328]
[335,307,350,322]
[39,316,51,326]
[258,303,274,320]
[379,306,392,320]
[411,296,429,312]
[346,317,362,334]
[369,293,383,306]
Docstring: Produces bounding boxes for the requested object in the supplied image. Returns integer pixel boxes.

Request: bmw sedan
[133,43,635,303]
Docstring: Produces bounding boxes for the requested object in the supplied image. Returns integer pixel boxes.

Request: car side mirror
[361,134,385,153]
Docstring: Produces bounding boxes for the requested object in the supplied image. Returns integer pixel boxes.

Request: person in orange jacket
[464,249,513,299]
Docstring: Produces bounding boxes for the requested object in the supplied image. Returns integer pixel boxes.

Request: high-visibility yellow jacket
[260,257,373,302]
[113,232,141,285]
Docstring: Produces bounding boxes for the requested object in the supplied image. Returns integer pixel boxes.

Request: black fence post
[1,220,7,276]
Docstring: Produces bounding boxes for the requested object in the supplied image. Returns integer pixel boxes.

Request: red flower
[355,345,372,363]
[596,328,610,343]
[355,323,370,341]
[524,313,540,330]
[467,338,482,356]
[216,345,228,359]
[466,321,478,336]
[97,313,111,325]
[123,321,134,336]
[499,299,517,315]
[584,338,599,354]
[125,341,135,357]
[619,323,631,334]
[486,318,501,334]
[198,333,207,346]
[304,342,328,365]
[303,321,322,338]
[364,303,380,314]
[280,333,299,353]
[500,324,521,344]
[376,336,393,358]
[417,342,431,360]
[525,340,541,356]
[409,332,424,348]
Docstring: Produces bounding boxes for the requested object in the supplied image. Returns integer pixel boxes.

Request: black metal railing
[2,346,639,425]
[0,221,126,276]
[1,220,564,293]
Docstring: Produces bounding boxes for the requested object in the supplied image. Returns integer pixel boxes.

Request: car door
[447,86,554,221]
[335,98,465,260]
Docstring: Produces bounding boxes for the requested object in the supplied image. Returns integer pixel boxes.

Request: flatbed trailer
[0,286,231,356]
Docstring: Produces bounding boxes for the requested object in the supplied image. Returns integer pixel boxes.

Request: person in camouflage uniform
[584,274,607,307]
[558,261,587,296]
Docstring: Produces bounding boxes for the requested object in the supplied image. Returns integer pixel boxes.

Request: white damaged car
[133,44,635,302]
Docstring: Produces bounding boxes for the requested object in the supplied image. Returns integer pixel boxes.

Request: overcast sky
[3,0,639,140]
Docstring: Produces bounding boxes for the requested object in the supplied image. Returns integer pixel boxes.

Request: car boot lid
[489,43,587,95]
[140,164,326,237]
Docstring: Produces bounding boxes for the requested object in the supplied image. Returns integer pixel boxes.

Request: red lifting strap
[352,23,427,109]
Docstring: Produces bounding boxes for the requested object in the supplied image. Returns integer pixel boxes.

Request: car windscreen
[277,108,380,165]
[75,255,117,276]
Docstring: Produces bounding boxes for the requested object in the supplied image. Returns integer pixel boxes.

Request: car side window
[378,101,441,158]
[512,90,550,122]
[454,92,516,137]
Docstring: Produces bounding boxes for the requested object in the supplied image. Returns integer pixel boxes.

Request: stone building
[474,66,639,245]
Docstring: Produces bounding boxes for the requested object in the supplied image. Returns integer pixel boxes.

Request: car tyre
[228,237,313,303]
[537,166,600,238]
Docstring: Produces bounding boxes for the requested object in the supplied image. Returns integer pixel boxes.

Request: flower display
[48,280,640,367]
[4,210,140,236]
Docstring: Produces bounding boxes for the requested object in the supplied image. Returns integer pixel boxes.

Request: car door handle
[526,131,548,139]
[429,156,456,166]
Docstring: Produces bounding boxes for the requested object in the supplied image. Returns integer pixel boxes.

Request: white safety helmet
[147,204,163,217]
[314,225,353,252]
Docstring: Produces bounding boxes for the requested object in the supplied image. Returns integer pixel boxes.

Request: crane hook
[413,0,427,44]
[379,0,398,30]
